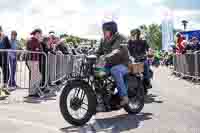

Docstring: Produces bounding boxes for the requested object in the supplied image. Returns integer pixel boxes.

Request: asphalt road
[1,67,200,133]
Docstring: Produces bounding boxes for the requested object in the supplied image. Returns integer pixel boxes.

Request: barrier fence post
[195,52,200,80]
[173,54,177,72]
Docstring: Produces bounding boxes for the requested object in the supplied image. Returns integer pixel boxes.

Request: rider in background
[97,21,130,106]
[128,29,152,88]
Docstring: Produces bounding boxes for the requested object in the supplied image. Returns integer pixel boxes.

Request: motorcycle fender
[127,75,142,91]
[64,79,94,93]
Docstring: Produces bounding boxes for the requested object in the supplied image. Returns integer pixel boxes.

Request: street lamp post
[182,20,188,31]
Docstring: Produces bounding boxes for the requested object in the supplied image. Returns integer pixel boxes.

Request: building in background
[162,9,174,51]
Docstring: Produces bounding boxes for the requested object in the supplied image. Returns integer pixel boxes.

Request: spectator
[171,45,177,53]
[176,33,185,54]
[0,26,11,88]
[55,38,69,54]
[39,36,58,94]
[41,36,55,54]
[71,45,78,55]
[39,37,49,90]
[8,31,19,90]
[153,49,161,66]
[185,37,200,52]
[48,31,57,51]
[26,28,43,97]
[193,37,200,51]
[43,37,57,88]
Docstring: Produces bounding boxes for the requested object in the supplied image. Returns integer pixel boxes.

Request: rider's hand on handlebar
[105,49,120,58]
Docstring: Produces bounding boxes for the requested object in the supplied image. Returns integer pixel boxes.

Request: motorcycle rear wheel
[60,80,96,126]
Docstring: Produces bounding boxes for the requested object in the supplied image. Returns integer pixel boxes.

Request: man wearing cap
[0,26,11,88]
[97,21,130,106]
[26,28,43,97]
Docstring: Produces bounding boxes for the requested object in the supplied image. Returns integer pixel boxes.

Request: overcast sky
[0,0,200,39]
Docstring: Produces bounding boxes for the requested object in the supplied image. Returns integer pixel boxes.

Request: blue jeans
[144,60,150,80]
[110,64,129,97]
[8,56,17,87]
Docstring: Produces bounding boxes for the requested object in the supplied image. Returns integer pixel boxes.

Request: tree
[182,20,188,30]
[140,24,162,50]
[60,33,68,38]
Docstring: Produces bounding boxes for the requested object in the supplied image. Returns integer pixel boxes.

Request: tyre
[124,79,144,114]
[60,80,96,126]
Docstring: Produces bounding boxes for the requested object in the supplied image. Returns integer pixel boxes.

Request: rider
[97,21,130,106]
[128,29,152,88]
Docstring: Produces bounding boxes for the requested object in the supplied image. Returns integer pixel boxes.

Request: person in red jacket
[176,33,186,54]
[26,29,43,97]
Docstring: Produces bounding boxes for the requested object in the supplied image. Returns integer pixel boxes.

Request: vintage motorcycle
[60,55,146,126]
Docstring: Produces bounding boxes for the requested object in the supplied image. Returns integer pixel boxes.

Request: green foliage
[139,24,162,50]
[59,33,96,45]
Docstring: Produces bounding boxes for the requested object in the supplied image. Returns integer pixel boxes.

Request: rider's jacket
[97,33,129,67]
[128,39,149,60]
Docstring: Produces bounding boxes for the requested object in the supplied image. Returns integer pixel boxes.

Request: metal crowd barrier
[173,52,200,80]
[0,49,85,97]
[71,54,85,77]
[0,49,48,95]
[48,53,71,84]
[195,53,200,77]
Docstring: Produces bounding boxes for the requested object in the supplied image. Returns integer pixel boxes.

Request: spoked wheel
[60,80,96,126]
[124,83,144,114]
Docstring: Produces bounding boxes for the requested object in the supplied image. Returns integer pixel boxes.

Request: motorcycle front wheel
[60,80,96,126]
[124,80,145,114]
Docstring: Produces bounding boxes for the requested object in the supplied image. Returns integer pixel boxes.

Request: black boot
[144,79,152,89]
